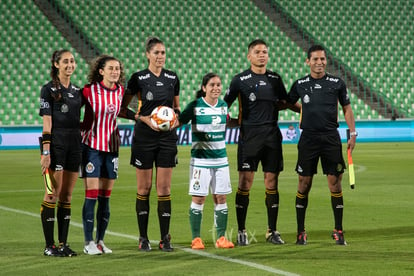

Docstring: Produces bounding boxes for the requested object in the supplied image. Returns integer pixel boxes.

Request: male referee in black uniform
[288,44,356,245]
[225,39,300,246]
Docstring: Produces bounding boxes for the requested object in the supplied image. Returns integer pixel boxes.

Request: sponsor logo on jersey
[240,74,252,81]
[259,80,267,86]
[314,84,322,89]
[326,76,339,82]
[71,85,80,91]
[164,73,176,79]
[67,92,74,98]
[138,73,150,80]
[156,81,164,86]
[298,77,310,84]
[212,115,221,125]
[267,73,279,79]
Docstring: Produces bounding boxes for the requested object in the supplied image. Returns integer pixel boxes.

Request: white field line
[0,205,300,276]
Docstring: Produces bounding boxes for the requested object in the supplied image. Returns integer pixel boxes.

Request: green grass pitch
[1,142,413,275]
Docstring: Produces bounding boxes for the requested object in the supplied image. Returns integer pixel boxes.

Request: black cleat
[296,231,307,245]
[332,229,347,245]
[139,237,152,252]
[266,230,285,245]
[237,230,249,246]
[44,244,64,257]
[159,234,173,252]
[58,244,77,257]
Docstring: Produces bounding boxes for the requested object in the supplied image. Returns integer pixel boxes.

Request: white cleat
[83,241,102,255]
[97,240,113,254]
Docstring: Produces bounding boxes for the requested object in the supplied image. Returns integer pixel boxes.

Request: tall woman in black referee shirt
[120,36,180,252]
[39,49,82,257]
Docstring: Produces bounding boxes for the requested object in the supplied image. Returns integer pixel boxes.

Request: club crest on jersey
[249,93,256,102]
[193,180,200,191]
[146,91,154,101]
[303,94,310,104]
[86,162,95,173]
[107,104,116,114]
[61,104,69,113]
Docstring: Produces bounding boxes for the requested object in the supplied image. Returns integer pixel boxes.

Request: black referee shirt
[39,81,82,129]
[288,73,350,131]
[126,68,180,115]
[224,69,288,126]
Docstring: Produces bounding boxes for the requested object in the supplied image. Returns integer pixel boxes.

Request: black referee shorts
[237,125,283,173]
[130,122,178,169]
[50,129,82,172]
[296,130,345,176]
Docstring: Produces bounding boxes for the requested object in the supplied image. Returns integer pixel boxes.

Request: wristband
[350,131,358,137]
[126,109,137,121]
[42,132,51,144]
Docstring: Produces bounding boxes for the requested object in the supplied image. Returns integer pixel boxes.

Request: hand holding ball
[150,106,177,131]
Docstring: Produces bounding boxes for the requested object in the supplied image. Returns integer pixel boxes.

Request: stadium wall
[1,120,413,150]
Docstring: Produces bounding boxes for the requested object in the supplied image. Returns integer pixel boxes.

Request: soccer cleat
[58,244,77,256]
[191,237,205,250]
[332,229,347,245]
[139,237,152,252]
[296,231,307,245]
[265,230,285,245]
[44,244,63,257]
[159,234,173,252]
[83,241,102,255]
[237,230,249,246]
[97,240,112,254]
[215,236,234,249]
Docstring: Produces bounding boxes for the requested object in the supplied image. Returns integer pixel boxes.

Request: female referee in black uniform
[39,49,82,257]
[119,36,180,252]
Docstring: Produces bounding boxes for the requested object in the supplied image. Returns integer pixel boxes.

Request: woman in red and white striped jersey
[80,55,125,255]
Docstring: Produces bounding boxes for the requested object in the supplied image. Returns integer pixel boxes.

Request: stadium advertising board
[0,120,413,149]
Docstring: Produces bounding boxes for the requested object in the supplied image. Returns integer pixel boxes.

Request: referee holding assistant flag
[287,44,356,245]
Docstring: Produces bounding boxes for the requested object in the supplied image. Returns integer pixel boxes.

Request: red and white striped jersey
[81,81,124,152]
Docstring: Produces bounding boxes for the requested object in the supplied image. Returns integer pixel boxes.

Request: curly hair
[87,55,125,85]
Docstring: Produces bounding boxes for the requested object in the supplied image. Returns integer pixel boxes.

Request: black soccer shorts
[296,130,345,176]
[237,125,283,173]
[130,122,178,169]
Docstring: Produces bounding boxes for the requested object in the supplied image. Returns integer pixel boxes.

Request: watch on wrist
[42,150,50,156]
[350,131,358,137]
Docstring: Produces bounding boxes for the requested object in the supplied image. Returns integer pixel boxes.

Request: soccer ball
[150,106,177,131]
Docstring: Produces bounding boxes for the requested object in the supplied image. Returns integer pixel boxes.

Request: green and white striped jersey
[179,97,228,168]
